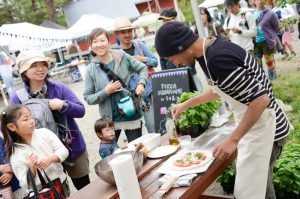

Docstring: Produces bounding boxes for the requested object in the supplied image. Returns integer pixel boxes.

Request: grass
[272,72,300,144]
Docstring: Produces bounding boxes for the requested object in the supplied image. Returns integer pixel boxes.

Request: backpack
[16,88,58,134]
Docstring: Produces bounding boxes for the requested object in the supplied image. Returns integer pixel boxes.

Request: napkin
[158,174,197,187]
[110,154,142,199]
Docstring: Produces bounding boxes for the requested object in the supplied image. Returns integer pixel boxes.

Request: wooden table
[71,123,237,199]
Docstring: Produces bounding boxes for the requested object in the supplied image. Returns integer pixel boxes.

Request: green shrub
[175,92,221,130]
[273,143,300,197]
[217,164,235,184]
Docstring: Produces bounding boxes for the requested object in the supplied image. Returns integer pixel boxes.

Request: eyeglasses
[102,127,115,134]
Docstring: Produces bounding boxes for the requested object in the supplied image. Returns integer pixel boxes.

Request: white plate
[148,145,179,159]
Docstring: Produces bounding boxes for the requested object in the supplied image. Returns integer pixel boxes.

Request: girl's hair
[21,62,50,86]
[199,7,213,23]
[94,117,114,134]
[88,28,109,57]
[0,104,27,157]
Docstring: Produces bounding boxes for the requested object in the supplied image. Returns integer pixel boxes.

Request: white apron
[212,86,275,199]
[202,38,276,199]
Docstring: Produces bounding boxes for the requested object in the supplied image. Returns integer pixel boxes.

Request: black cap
[155,21,198,57]
[158,8,177,20]
[224,0,239,7]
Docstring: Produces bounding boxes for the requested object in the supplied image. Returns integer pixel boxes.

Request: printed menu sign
[152,67,196,134]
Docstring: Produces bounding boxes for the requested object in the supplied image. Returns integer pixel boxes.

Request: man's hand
[135,84,145,96]
[172,103,188,120]
[104,80,122,95]
[213,137,238,160]
[132,55,147,63]
[232,27,242,34]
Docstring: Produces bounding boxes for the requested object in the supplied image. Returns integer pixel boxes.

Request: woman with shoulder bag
[9,50,90,191]
[195,7,229,40]
[83,28,148,143]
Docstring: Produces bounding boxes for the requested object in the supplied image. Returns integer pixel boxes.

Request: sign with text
[152,67,196,134]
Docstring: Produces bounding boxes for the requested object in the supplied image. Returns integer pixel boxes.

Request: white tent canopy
[132,13,162,32]
[199,0,224,8]
[68,14,115,38]
[0,22,71,51]
[132,13,160,27]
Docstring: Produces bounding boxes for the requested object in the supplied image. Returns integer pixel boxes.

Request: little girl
[0,104,70,197]
[94,117,119,159]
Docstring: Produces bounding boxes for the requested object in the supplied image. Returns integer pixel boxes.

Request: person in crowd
[253,0,279,80]
[272,1,285,55]
[196,7,229,41]
[274,1,297,60]
[0,136,19,198]
[83,28,148,143]
[114,17,157,133]
[9,50,90,190]
[158,8,203,92]
[1,105,70,196]
[224,0,257,56]
[155,21,290,199]
[94,117,119,159]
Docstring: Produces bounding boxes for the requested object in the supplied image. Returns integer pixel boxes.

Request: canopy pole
[190,0,205,38]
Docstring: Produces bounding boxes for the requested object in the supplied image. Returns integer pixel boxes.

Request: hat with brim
[158,8,177,21]
[158,15,176,20]
[16,50,50,74]
[114,17,134,31]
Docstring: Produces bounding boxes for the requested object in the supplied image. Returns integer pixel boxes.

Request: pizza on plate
[172,150,213,171]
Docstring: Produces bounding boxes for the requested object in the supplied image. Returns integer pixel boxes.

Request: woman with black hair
[195,7,229,40]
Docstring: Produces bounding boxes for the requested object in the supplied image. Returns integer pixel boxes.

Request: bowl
[94,151,144,185]
[128,133,161,151]
[141,133,161,151]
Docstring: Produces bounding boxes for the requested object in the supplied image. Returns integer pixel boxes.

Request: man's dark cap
[224,0,240,7]
[158,8,177,20]
[155,21,198,57]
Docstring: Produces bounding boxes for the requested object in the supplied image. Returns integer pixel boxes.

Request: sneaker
[281,53,289,61]
[268,70,277,80]
[290,51,296,58]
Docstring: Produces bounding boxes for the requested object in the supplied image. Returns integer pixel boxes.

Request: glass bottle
[166,117,179,145]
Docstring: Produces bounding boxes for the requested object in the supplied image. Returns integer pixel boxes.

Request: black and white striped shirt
[197,38,289,141]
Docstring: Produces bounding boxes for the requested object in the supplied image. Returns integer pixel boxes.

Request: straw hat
[114,17,134,31]
[16,50,50,74]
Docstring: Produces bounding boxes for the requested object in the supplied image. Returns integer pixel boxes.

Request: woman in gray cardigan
[83,28,148,143]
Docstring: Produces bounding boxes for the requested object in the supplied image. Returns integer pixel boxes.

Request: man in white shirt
[224,0,257,55]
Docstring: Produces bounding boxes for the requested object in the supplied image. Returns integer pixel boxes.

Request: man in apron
[155,21,290,199]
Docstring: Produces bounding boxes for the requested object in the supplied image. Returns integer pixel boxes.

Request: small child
[0,104,69,197]
[94,117,119,159]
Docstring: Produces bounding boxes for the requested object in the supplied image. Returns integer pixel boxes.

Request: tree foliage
[0,0,71,26]
[177,0,204,24]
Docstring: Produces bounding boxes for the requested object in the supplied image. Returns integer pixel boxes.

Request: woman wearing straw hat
[9,50,90,191]
[83,28,148,143]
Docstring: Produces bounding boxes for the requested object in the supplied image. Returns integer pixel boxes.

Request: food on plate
[172,150,212,170]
